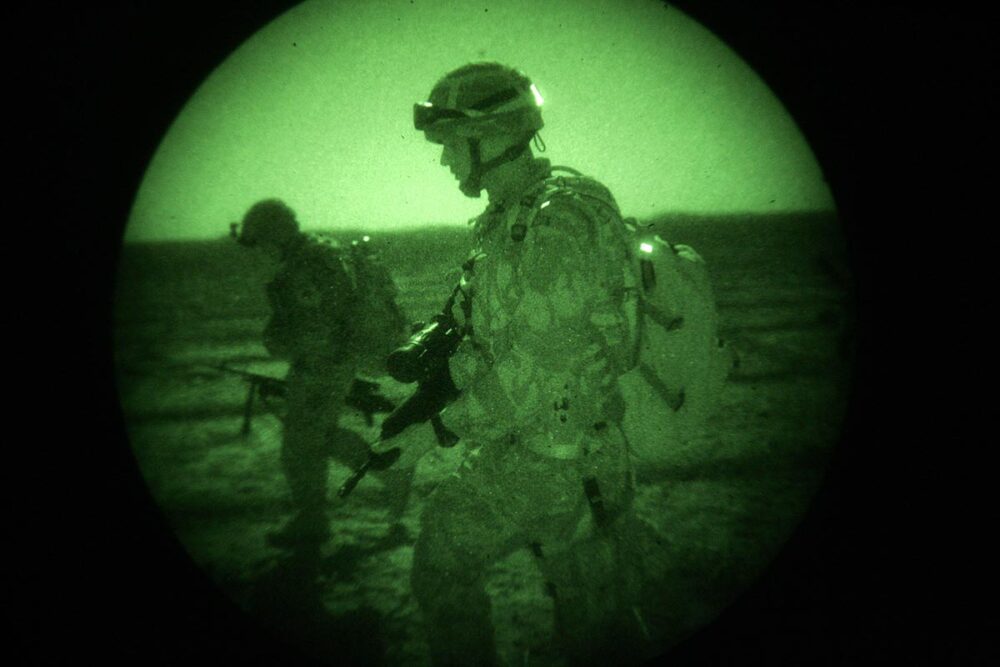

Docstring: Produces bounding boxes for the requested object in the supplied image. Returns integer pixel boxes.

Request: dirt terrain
[113,212,852,666]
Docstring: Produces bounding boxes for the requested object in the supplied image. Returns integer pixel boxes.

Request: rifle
[338,306,465,498]
[209,363,396,436]
[337,363,459,498]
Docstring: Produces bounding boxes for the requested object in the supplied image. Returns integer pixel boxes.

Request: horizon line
[122,207,839,244]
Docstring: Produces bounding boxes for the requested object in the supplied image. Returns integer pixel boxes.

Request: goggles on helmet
[413,102,465,130]
[413,85,526,131]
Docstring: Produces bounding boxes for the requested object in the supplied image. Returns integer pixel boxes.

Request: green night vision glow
[123,0,834,242]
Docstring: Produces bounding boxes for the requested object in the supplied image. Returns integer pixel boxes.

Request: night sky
[125,0,836,241]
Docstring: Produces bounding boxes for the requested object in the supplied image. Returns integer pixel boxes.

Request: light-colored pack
[517,166,731,466]
[616,220,732,466]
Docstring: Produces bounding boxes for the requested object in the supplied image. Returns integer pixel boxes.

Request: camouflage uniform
[410,158,644,666]
[264,233,409,539]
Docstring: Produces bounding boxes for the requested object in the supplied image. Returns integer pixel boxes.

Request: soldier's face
[440,140,472,184]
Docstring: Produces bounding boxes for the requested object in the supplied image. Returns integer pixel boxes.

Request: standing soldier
[236,199,410,549]
[408,63,647,666]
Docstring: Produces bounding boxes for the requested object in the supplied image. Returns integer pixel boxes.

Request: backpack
[616,219,732,467]
[289,233,407,373]
[517,166,731,467]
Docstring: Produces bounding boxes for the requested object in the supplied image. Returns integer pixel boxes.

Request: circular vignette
[101,2,854,666]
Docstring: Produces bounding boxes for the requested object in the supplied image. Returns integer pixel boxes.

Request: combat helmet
[238,198,300,249]
[414,62,545,196]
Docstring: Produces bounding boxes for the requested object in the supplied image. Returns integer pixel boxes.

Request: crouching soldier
[236,199,410,549]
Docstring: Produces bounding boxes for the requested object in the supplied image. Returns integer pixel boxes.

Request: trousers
[410,425,644,666]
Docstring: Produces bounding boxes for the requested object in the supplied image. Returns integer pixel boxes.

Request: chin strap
[460,135,533,197]
[459,139,484,197]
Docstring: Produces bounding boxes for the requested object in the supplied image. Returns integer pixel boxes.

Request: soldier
[236,199,411,549]
[408,63,647,666]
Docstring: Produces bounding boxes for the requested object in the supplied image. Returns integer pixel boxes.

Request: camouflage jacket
[440,159,633,458]
[264,234,406,371]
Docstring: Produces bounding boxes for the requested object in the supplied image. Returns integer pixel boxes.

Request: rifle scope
[386,316,463,384]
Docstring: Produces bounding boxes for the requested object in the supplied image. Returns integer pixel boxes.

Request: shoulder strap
[550,165,583,177]
[305,233,358,293]
[504,166,604,241]
[547,168,620,217]
[505,173,552,241]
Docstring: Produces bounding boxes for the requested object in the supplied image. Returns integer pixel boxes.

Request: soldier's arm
[441,198,629,440]
[263,316,291,358]
[262,277,292,358]
[281,244,353,356]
